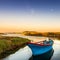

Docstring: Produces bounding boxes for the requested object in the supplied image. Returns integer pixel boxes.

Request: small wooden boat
[27,39,54,56]
[30,48,54,60]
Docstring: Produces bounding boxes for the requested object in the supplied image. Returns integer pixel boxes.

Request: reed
[0,36,30,59]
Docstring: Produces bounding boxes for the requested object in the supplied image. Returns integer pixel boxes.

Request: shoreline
[0,36,30,59]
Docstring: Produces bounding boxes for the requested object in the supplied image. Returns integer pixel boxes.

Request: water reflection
[3,46,32,60]
[51,40,60,60]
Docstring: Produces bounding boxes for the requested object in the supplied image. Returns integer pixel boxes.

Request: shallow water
[3,46,32,60]
[51,40,60,60]
[2,34,60,60]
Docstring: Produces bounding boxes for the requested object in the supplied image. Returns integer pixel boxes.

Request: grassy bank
[0,36,30,59]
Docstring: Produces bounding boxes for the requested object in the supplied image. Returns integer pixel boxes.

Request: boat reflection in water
[30,48,54,60]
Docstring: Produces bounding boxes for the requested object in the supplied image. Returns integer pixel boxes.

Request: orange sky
[0,26,60,33]
[0,0,60,33]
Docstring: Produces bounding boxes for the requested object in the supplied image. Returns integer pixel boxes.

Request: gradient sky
[0,0,60,32]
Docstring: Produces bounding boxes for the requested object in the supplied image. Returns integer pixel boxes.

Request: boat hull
[28,44,53,56]
[28,40,54,56]
[29,48,54,60]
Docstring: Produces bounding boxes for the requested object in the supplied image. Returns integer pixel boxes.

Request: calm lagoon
[2,34,60,60]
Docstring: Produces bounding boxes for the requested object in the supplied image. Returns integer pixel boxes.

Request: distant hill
[22,31,60,39]
[22,31,43,36]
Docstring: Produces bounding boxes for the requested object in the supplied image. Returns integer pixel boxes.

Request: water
[2,34,60,60]
[51,40,60,60]
[3,46,32,60]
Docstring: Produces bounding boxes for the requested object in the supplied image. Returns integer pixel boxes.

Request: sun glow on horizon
[0,0,60,32]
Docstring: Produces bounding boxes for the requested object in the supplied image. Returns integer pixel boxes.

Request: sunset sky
[0,0,60,32]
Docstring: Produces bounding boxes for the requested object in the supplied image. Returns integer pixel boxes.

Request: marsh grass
[0,36,30,59]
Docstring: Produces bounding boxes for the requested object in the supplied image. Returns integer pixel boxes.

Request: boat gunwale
[27,42,51,46]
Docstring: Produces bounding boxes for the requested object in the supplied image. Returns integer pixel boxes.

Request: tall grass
[0,36,30,59]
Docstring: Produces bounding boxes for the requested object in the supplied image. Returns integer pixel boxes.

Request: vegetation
[22,31,60,39]
[22,31,43,36]
[0,36,30,59]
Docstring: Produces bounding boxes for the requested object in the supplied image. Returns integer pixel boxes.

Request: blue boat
[29,48,54,60]
[27,39,54,56]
